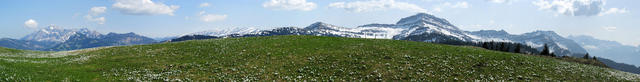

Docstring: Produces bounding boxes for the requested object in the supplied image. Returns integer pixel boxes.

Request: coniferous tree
[492,41,497,50]
[514,44,521,53]
[500,43,506,52]
[583,53,590,59]
[592,56,597,60]
[550,52,556,57]
[541,44,550,56]
[482,42,489,49]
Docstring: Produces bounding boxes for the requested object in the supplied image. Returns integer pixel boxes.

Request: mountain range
[173,13,587,57]
[168,13,639,74]
[0,25,156,51]
[1,13,638,74]
[568,35,640,66]
[567,35,640,74]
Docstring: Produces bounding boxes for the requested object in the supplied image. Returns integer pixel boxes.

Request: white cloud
[200,2,210,7]
[442,1,471,8]
[451,1,470,8]
[603,26,617,31]
[89,7,107,16]
[263,0,316,11]
[458,24,514,31]
[487,0,517,4]
[24,19,38,29]
[112,0,180,16]
[85,15,106,24]
[85,6,107,24]
[201,14,227,22]
[532,0,628,16]
[599,8,629,16]
[329,0,427,13]
[198,11,227,22]
[431,1,471,12]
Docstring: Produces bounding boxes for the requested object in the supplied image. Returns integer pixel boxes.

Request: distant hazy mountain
[182,27,261,37]
[48,32,156,51]
[152,36,178,42]
[469,30,588,57]
[21,25,101,43]
[568,35,640,66]
[0,27,156,51]
[598,58,640,74]
[0,38,54,50]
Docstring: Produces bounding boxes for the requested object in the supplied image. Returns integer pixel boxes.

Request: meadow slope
[0,35,638,81]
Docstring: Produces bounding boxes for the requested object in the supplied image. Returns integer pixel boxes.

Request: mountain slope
[21,25,101,43]
[170,13,585,58]
[568,35,640,66]
[470,30,588,57]
[0,27,157,51]
[182,27,260,37]
[0,38,57,50]
[598,58,640,74]
[567,35,640,74]
[0,35,638,81]
[48,32,156,51]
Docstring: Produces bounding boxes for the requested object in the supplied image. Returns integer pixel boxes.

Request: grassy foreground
[0,35,638,81]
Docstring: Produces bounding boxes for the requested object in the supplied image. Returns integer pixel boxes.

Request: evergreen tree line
[476,41,541,55]
[430,40,542,55]
[582,53,598,60]
[539,44,556,57]
[427,40,595,58]
[434,40,563,57]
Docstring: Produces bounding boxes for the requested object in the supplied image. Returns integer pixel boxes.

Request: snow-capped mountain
[295,13,475,42]
[391,13,476,42]
[48,32,156,51]
[0,25,156,51]
[469,30,588,57]
[302,22,405,39]
[172,13,585,57]
[21,25,101,42]
[182,27,261,37]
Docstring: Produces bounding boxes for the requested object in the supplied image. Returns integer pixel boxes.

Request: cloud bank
[533,0,628,16]
[112,0,180,16]
[24,19,38,29]
[329,0,427,13]
[263,0,317,11]
[86,6,107,24]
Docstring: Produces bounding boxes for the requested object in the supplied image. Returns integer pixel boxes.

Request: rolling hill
[0,35,638,81]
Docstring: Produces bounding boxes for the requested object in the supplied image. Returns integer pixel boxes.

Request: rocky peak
[395,13,458,29]
[304,22,345,30]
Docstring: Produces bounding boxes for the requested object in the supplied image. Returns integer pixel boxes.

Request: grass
[0,35,638,81]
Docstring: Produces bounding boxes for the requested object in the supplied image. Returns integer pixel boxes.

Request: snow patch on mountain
[582,45,598,49]
[183,27,261,37]
[21,25,101,42]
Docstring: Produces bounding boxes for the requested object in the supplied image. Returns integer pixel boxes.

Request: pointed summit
[396,13,458,29]
[304,22,346,30]
[525,30,563,38]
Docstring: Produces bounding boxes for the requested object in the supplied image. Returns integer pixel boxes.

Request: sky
[0,0,638,46]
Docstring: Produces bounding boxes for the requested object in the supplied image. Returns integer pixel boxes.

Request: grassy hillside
[0,35,638,81]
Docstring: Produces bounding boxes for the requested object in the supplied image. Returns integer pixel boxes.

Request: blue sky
[1,0,638,46]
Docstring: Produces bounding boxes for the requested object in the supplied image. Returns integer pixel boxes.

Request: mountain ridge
[568,35,640,68]
[0,27,156,51]
[174,13,586,57]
